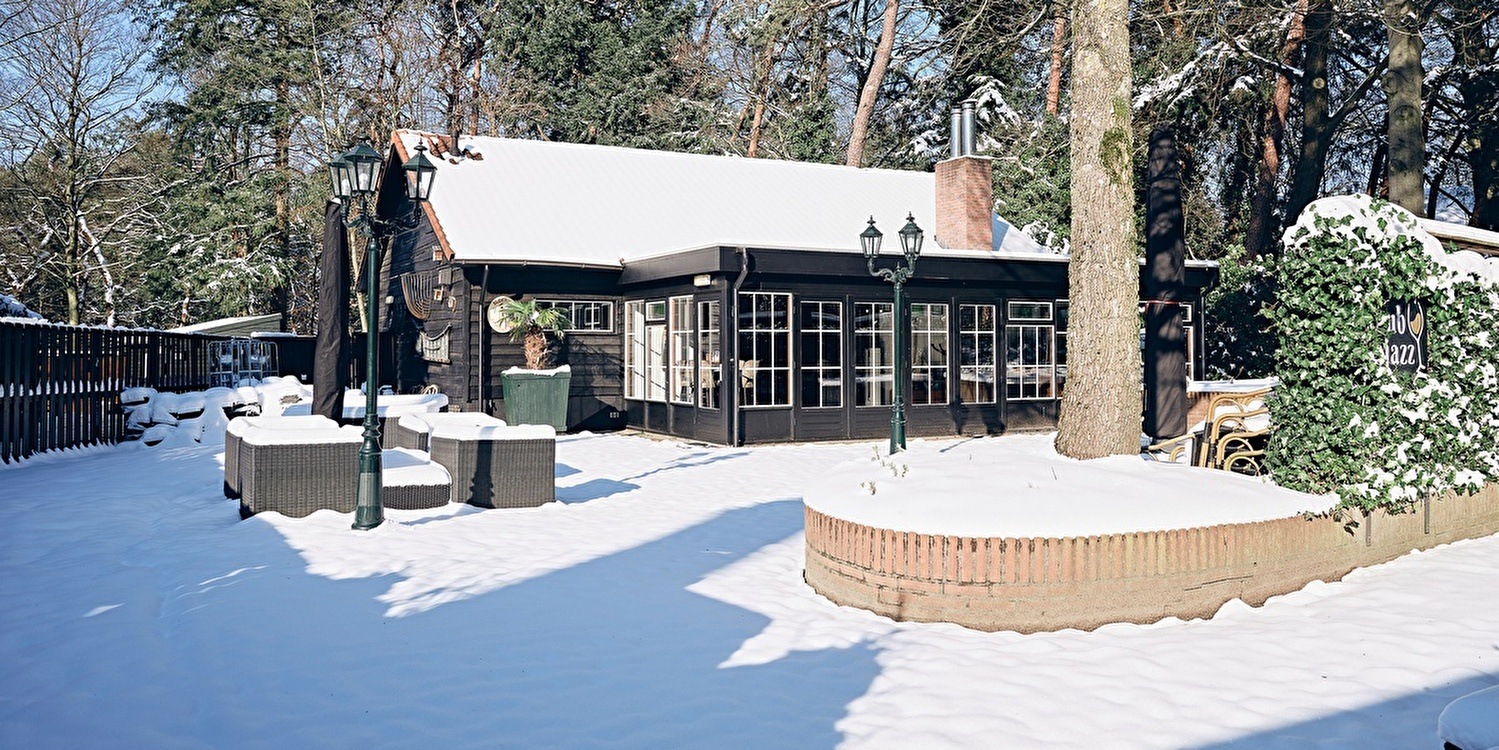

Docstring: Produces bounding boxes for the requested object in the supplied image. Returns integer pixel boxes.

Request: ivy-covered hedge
[1267,195,1499,511]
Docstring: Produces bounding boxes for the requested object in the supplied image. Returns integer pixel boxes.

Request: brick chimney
[934,100,994,252]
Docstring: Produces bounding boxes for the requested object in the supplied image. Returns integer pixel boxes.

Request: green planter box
[501,369,571,430]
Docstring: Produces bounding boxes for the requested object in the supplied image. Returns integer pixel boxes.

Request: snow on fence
[0,319,241,464]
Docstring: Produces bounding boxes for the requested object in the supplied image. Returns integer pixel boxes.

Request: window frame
[854,301,896,408]
[958,303,998,405]
[799,300,843,409]
[1005,300,1058,401]
[908,302,949,406]
[697,300,722,410]
[736,291,793,408]
[668,296,695,405]
[536,299,616,333]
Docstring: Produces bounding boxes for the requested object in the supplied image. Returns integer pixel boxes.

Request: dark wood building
[374,130,1218,445]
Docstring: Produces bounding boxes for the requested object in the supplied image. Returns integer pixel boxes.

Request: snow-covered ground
[2,432,1495,748]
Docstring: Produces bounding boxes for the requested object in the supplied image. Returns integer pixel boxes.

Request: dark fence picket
[0,320,242,464]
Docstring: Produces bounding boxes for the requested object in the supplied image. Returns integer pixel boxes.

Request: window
[1009,301,1053,321]
[1056,301,1069,395]
[910,303,948,405]
[625,299,668,402]
[1138,300,1196,380]
[537,299,614,332]
[799,301,842,408]
[1006,301,1056,400]
[669,297,694,404]
[855,302,895,406]
[625,301,645,399]
[698,301,721,409]
[737,292,791,406]
[958,304,997,404]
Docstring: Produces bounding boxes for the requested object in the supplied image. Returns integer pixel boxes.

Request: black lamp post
[861,213,923,454]
[327,140,437,530]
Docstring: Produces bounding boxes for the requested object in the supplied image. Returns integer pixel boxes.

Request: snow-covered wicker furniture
[395,412,507,453]
[425,421,555,508]
[282,392,449,449]
[381,447,452,510]
[224,415,340,499]
[238,425,361,518]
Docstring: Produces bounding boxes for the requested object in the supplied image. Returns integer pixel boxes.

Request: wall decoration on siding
[418,325,452,363]
[400,271,438,319]
[486,296,516,333]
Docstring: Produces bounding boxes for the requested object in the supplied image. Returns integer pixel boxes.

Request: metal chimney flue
[949,108,964,158]
[960,99,978,156]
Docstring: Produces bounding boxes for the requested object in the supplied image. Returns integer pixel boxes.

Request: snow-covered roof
[1418,218,1499,256]
[392,130,1050,269]
[1,293,44,321]
[170,314,282,335]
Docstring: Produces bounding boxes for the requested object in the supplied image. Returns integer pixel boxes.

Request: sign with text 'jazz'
[1384,299,1428,372]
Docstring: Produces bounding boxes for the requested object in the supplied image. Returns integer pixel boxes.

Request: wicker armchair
[1143,386,1273,474]
[224,415,340,499]
[237,425,361,518]
[424,420,554,508]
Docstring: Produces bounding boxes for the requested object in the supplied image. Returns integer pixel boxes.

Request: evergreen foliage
[1267,195,1499,511]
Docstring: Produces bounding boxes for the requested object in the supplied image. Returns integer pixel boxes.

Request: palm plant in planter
[496,299,569,368]
[493,299,573,430]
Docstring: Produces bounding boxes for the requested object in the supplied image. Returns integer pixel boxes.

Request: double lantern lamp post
[861,213,924,455]
[326,140,437,530]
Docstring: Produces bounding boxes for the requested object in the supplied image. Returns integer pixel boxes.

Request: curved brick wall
[804,485,1499,633]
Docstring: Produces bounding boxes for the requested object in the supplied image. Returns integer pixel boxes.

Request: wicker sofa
[281,392,449,449]
[399,413,554,508]
[236,423,362,518]
[224,415,340,499]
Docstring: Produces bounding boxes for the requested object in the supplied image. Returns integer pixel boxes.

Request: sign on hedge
[1382,299,1427,373]
[1270,195,1499,511]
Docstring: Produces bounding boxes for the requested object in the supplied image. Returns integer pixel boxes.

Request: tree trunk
[1055,0,1138,460]
[1045,1,1066,116]
[747,38,780,158]
[1285,0,1332,227]
[1451,3,1498,229]
[1383,0,1424,214]
[1244,0,1306,259]
[845,0,899,167]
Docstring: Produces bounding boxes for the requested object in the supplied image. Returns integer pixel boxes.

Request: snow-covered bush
[1267,195,1499,511]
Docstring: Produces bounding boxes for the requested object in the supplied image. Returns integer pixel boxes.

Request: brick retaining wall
[804,484,1499,633]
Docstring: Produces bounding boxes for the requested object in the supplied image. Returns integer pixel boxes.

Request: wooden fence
[0,320,227,464]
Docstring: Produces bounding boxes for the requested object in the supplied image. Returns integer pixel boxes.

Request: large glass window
[958,304,997,404]
[737,292,791,406]
[855,302,895,406]
[909,303,948,405]
[799,301,842,408]
[625,301,645,399]
[536,299,614,332]
[668,297,694,404]
[698,301,721,409]
[1006,301,1056,400]
[625,299,668,402]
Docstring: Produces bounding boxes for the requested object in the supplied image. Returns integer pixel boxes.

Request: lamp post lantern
[862,213,923,454]
[328,140,436,530]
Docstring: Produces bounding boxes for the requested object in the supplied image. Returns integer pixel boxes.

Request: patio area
[1,433,1496,748]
